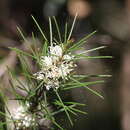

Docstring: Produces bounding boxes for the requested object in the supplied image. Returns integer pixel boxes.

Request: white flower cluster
[13,106,35,130]
[34,44,75,90]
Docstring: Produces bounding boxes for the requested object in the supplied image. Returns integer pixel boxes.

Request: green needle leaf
[31,15,47,41]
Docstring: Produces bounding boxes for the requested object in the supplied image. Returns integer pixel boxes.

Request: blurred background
[0,0,130,130]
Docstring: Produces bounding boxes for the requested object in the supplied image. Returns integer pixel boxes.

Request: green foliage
[0,15,111,130]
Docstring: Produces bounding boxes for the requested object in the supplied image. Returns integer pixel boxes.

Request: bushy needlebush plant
[0,15,111,130]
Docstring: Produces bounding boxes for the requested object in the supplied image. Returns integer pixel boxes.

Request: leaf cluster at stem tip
[4,15,112,130]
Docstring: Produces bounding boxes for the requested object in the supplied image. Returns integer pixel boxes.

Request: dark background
[0,0,130,130]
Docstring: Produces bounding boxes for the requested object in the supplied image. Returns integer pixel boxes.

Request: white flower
[34,71,45,80]
[41,56,53,67]
[34,44,76,90]
[63,54,73,60]
[59,63,73,78]
[48,66,60,78]
[46,84,51,90]
[50,45,63,57]
[13,105,35,129]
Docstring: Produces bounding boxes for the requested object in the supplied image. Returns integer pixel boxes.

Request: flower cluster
[34,44,76,90]
[13,106,35,130]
